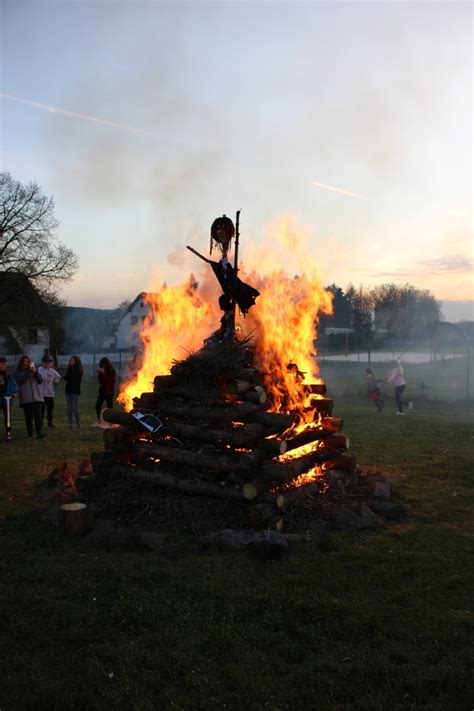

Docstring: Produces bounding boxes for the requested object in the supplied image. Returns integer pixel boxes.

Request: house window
[141,315,146,322]
[131,315,138,325]
[140,302,145,307]
[27,328,38,344]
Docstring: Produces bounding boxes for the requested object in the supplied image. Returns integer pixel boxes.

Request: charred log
[133,442,249,475]
[114,465,248,501]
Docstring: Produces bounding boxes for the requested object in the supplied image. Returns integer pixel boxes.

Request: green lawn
[1,368,473,710]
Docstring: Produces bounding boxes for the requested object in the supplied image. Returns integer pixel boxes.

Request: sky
[0,0,473,319]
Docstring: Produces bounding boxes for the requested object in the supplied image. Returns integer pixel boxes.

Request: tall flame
[117,276,218,410]
[119,215,333,412]
[240,268,332,411]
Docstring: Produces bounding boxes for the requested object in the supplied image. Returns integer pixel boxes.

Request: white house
[116,293,153,350]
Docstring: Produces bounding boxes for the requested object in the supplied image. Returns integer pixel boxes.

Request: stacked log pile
[91,341,357,528]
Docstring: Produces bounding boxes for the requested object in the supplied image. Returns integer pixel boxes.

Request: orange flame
[119,215,333,412]
[117,276,218,410]
[240,269,332,412]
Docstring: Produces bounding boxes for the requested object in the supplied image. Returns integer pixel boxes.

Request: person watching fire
[13,355,45,439]
[95,357,116,422]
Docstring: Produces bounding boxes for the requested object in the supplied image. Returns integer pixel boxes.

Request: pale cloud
[365,254,474,280]
[418,256,474,273]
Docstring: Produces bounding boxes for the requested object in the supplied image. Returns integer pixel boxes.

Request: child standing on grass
[38,355,61,429]
[13,355,45,439]
[95,357,116,421]
[384,360,414,415]
[64,355,83,429]
[366,367,384,412]
[0,356,18,441]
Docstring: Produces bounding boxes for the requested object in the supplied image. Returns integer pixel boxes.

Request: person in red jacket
[95,357,116,421]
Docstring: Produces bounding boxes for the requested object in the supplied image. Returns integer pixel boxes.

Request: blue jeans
[65,393,80,426]
[395,385,409,413]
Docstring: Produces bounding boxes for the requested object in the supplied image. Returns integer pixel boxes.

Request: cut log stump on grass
[59,502,87,537]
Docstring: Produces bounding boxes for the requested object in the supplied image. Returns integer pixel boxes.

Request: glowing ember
[290,467,324,488]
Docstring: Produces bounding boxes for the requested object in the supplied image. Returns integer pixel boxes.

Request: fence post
[466,349,471,401]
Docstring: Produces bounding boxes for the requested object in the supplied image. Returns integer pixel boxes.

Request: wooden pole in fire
[232,209,241,334]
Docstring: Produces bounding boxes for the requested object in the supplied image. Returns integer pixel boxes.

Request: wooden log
[59,503,87,537]
[102,408,142,430]
[114,464,248,501]
[304,383,327,396]
[260,437,287,456]
[319,416,344,432]
[239,449,268,470]
[231,401,263,418]
[226,379,254,394]
[234,368,261,384]
[306,397,333,415]
[322,454,357,472]
[242,451,330,498]
[102,415,270,451]
[283,428,349,453]
[153,375,175,389]
[132,399,241,424]
[153,383,224,402]
[246,503,282,529]
[133,442,248,474]
[103,426,129,449]
[242,479,269,500]
[232,422,267,446]
[157,420,236,448]
[324,434,350,450]
[261,492,285,508]
[240,389,267,405]
[284,427,328,452]
[246,411,295,431]
[261,448,335,483]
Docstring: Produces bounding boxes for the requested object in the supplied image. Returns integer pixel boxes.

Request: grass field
[1,362,473,710]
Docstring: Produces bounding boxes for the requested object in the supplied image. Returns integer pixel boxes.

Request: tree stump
[59,502,87,537]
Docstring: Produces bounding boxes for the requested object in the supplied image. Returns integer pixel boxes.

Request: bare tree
[0,172,78,300]
[370,283,441,340]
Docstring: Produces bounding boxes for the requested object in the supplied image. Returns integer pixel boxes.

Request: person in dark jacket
[13,355,44,439]
[0,356,18,441]
[64,355,83,428]
[95,357,116,421]
[365,367,384,412]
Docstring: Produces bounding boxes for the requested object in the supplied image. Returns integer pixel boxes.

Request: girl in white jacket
[384,360,413,415]
[38,355,61,428]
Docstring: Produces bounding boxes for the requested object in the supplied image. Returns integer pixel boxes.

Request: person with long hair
[13,354,44,439]
[95,357,116,421]
[384,360,413,415]
[38,355,61,428]
[64,355,84,428]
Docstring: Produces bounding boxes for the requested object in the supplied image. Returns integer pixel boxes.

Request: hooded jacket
[14,369,44,405]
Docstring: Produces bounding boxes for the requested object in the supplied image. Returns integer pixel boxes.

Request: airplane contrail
[313,180,367,200]
[0,92,161,139]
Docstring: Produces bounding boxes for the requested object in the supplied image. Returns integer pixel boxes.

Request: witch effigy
[187,213,260,344]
